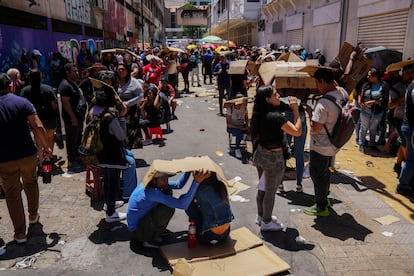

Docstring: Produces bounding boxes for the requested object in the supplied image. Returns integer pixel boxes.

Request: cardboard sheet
[162,227,291,276]
[228,60,248,75]
[143,156,228,187]
[226,178,251,195]
[374,215,400,225]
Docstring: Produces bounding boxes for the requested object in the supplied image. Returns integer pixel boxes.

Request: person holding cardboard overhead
[127,168,210,248]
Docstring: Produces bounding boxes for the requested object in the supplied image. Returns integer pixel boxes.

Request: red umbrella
[229,41,236,47]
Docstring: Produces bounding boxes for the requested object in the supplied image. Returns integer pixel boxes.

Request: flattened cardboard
[174,245,291,276]
[228,60,248,75]
[162,227,290,276]
[386,59,414,72]
[161,227,263,266]
[258,61,278,85]
[246,60,260,76]
[226,177,250,195]
[143,156,228,187]
[334,42,372,93]
[374,215,400,225]
[277,51,302,62]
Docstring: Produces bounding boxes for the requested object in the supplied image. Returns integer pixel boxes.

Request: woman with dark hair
[179,52,190,93]
[186,172,234,245]
[358,68,388,152]
[250,85,301,231]
[117,63,144,149]
[89,80,129,223]
[139,84,163,145]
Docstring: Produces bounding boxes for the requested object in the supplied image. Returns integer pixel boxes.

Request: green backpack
[78,109,111,165]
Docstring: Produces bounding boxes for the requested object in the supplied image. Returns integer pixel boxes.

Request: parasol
[200,35,223,43]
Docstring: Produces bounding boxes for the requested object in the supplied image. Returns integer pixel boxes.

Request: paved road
[0,84,413,275]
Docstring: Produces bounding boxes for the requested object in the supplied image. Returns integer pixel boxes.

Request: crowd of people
[0,41,413,249]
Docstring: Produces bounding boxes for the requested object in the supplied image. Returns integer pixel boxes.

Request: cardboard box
[161,227,291,276]
[228,60,248,75]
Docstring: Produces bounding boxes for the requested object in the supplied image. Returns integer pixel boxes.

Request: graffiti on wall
[56,38,104,65]
[66,0,91,24]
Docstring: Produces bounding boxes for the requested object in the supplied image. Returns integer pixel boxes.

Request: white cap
[315,49,321,53]
[32,49,42,56]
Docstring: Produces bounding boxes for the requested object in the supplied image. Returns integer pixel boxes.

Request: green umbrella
[200,35,223,43]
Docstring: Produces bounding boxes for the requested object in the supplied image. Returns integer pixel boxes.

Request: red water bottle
[41,158,52,184]
[188,221,197,248]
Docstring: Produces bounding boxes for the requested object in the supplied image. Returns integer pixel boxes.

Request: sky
[164,0,186,8]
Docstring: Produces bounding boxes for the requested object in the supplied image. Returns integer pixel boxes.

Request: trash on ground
[229,195,250,202]
[381,231,393,237]
[0,248,5,256]
[366,161,374,167]
[15,252,41,269]
[374,215,400,225]
[215,151,224,156]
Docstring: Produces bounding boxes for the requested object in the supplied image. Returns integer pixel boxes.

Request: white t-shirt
[310,87,348,156]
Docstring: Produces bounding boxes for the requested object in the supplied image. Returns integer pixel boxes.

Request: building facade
[0,0,165,74]
[258,0,414,62]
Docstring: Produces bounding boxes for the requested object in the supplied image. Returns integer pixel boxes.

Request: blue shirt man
[127,169,210,247]
[213,55,231,115]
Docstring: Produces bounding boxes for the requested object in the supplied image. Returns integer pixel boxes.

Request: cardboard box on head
[143,156,228,188]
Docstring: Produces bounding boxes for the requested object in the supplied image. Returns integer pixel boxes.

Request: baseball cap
[32,49,42,56]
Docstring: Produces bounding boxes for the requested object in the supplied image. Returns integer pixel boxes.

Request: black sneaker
[393,163,402,175]
[396,186,414,197]
[296,183,303,193]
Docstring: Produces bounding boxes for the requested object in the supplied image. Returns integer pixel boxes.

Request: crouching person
[185,172,234,245]
[127,169,210,248]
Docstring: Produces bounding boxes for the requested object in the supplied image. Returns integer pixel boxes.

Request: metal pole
[227,0,230,47]
[141,0,144,50]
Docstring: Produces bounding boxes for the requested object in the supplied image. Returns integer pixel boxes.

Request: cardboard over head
[143,156,228,188]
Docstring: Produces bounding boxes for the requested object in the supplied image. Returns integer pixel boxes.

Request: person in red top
[158,77,177,120]
[142,57,162,86]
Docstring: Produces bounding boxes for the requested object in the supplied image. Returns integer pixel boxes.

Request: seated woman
[225,94,249,159]
[139,84,163,145]
[185,172,234,245]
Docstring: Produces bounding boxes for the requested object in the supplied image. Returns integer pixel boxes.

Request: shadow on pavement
[261,227,315,251]
[129,230,188,273]
[129,241,172,272]
[359,175,414,216]
[88,220,130,245]
[135,158,150,168]
[331,170,369,192]
[277,191,343,208]
[0,223,61,262]
[313,209,372,241]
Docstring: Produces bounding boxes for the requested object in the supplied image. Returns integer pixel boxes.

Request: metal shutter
[286,29,303,45]
[358,9,408,52]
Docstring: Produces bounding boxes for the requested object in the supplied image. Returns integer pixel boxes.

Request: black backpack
[323,95,360,149]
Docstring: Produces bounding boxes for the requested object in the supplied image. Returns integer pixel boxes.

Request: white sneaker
[255,215,278,226]
[105,211,126,223]
[103,200,124,211]
[235,149,242,159]
[260,220,283,231]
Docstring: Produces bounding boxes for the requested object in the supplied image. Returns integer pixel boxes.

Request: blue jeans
[121,149,137,199]
[285,111,307,184]
[227,127,245,149]
[398,125,414,189]
[253,144,285,222]
[358,108,383,146]
[310,150,333,209]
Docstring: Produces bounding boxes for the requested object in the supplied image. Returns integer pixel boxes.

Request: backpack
[322,94,360,149]
[78,108,111,165]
